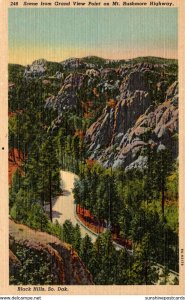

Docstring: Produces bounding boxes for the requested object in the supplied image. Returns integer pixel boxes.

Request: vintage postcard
[0,0,185,295]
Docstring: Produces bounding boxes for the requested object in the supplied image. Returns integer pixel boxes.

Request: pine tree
[9,169,22,208]
[80,234,93,269]
[73,224,82,253]
[62,220,74,245]
[129,234,159,285]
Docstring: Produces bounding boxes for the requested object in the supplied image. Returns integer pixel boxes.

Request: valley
[8,55,179,285]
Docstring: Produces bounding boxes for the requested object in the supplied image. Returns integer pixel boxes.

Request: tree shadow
[52,210,63,218]
[62,189,71,196]
[51,189,71,208]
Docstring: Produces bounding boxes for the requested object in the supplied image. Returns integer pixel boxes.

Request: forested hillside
[9,56,179,285]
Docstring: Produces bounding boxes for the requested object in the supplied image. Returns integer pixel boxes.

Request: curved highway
[50,170,178,284]
[52,170,98,243]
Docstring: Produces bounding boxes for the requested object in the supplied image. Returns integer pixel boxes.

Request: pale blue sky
[9,8,178,64]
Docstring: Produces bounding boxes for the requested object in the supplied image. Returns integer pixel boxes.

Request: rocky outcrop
[9,148,24,185]
[85,65,178,168]
[21,56,178,169]
[45,73,86,113]
[9,219,93,285]
[9,250,21,275]
[24,59,47,78]
[60,58,86,70]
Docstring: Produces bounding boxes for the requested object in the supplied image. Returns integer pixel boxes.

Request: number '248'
[10,2,18,5]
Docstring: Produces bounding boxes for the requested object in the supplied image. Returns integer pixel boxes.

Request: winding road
[52,170,132,250]
[50,170,179,284]
[52,170,98,242]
